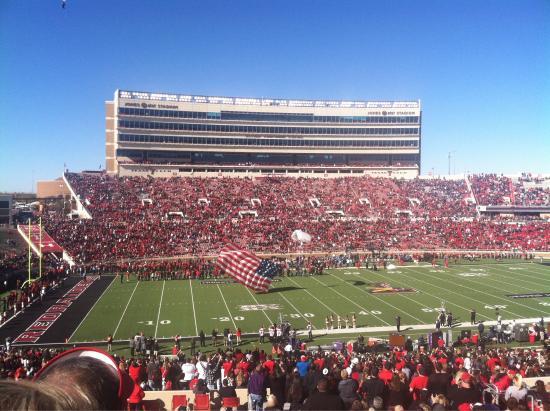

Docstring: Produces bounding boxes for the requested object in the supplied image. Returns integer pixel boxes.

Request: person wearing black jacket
[447,372,481,409]
[218,379,237,399]
[303,378,344,410]
[360,367,385,407]
[428,362,451,397]
[386,374,410,409]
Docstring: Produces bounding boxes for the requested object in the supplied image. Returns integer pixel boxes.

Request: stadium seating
[171,394,187,411]
[36,172,549,266]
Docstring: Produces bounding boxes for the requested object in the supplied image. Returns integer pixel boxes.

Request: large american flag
[216,244,280,293]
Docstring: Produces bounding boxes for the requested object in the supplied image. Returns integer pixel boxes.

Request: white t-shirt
[181,363,196,381]
[196,361,208,380]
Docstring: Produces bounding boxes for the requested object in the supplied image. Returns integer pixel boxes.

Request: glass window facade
[118,133,419,148]
[118,107,419,124]
[118,119,419,136]
[116,149,419,166]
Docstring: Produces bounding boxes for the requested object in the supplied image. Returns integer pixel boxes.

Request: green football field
[69,261,550,343]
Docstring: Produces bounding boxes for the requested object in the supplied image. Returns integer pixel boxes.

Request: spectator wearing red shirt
[379,362,393,385]
[409,366,429,401]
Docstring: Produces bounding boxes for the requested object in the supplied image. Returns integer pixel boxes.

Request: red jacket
[127,384,145,404]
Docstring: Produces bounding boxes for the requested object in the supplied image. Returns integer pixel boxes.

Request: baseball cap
[460,372,472,383]
[34,347,134,407]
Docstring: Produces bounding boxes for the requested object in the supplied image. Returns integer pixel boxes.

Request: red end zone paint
[13,276,99,343]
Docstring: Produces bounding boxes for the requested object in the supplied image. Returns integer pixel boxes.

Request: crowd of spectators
[470,174,549,207]
[1,336,548,410]
[36,173,549,266]
[0,258,68,324]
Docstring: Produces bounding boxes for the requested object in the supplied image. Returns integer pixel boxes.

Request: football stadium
[1,87,550,409]
[1,2,550,409]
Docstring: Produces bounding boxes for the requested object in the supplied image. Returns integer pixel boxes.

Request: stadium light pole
[28,218,31,285]
[448,151,456,176]
[39,216,42,278]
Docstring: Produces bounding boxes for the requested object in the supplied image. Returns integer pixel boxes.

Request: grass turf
[69,261,550,343]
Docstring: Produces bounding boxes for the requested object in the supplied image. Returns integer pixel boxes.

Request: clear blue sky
[1,0,549,192]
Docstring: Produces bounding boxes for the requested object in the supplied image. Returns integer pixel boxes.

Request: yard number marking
[138,320,171,326]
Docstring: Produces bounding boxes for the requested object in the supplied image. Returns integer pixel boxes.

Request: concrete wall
[36,178,70,198]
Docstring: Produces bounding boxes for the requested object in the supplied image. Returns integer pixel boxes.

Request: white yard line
[467,265,550,307]
[490,265,550,285]
[310,276,391,326]
[154,281,166,338]
[328,273,425,323]
[217,285,238,329]
[406,273,521,320]
[404,267,500,320]
[113,281,139,338]
[286,277,338,321]
[277,291,316,329]
[369,267,493,322]
[433,267,549,316]
[189,279,199,335]
[365,269,442,312]
[68,277,116,342]
[246,287,273,324]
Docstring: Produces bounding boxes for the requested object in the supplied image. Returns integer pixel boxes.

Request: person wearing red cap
[447,371,481,410]
[409,366,428,401]
[379,362,393,385]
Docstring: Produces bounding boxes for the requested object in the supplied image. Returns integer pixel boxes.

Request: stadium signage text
[13,277,99,344]
[506,293,550,299]
[124,102,179,110]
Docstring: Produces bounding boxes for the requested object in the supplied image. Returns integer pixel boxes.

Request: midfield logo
[239,304,282,311]
[368,282,416,294]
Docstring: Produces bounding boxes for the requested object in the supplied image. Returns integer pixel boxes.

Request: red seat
[222,397,240,410]
[172,394,188,411]
[194,394,210,411]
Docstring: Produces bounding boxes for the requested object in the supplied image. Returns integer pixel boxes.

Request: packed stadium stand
[33,172,550,266]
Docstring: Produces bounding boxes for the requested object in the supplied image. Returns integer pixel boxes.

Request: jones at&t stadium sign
[123,102,179,110]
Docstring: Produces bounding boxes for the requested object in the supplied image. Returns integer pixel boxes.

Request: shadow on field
[270,286,304,293]
[348,280,367,286]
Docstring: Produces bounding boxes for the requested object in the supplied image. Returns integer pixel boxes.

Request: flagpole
[28,218,32,285]
[39,217,42,278]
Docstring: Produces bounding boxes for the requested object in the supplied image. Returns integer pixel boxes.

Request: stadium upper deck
[106,90,421,178]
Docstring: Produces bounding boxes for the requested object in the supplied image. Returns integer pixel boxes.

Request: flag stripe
[216,243,272,292]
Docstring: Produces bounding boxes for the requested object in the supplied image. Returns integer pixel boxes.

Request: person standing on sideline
[478,321,484,336]
[190,337,197,355]
[446,312,453,328]
[236,327,242,345]
[471,309,476,325]
[307,321,313,341]
[106,334,113,352]
[199,330,206,347]
[396,315,401,332]
[227,329,234,349]
[259,325,265,343]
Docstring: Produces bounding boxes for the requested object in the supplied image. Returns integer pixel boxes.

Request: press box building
[105,90,421,178]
